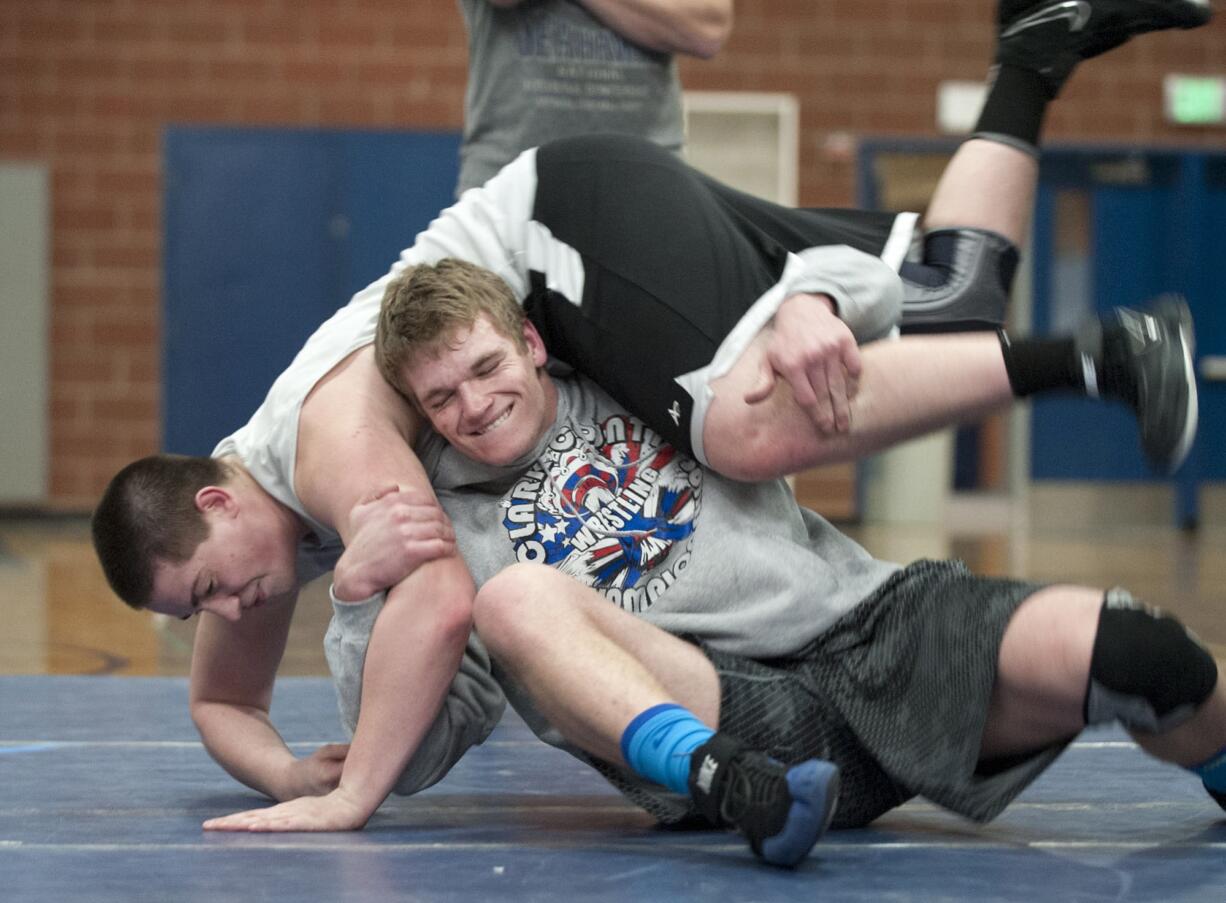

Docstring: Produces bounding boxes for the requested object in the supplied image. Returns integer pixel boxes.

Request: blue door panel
[1094,186,1170,307]
[1195,159,1226,481]
[1030,150,1223,484]
[163,128,460,455]
[858,139,1224,503]
[337,131,463,299]
[164,129,336,454]
[1030,179,1166,480]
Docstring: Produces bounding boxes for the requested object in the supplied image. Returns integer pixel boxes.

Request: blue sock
[1189,745,1226,791]
[620,703,715,796]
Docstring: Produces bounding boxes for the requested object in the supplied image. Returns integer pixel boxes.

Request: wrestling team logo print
[501,413,702,613]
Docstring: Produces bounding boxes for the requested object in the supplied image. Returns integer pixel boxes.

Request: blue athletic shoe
[687,732,839,868]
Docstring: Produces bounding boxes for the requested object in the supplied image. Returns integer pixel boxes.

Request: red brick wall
[1,1,1222,508]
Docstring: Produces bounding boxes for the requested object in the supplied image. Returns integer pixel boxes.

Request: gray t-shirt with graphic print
[327,369,901,789]
[416,372,900,662]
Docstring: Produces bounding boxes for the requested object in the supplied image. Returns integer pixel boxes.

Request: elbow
[441,596,474,649]
[686,11,732,59]
[189,700,207,735]
[687,34,726,60]
[381,557,475,648]
[436,605,475,667]
[188,688,216,731]
[435,568,476,647]
[188,696,228,747]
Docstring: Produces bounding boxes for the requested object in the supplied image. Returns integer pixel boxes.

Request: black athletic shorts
[523,134,912,459]
[585,560,1066,828]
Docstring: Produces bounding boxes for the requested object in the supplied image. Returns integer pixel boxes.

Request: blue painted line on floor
[0,743,61,755]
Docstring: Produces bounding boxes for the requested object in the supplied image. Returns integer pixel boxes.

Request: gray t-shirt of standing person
[457,0,684,195]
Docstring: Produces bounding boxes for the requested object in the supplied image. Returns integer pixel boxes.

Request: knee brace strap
[899,228,1019,333]
[1085,589,1218,733]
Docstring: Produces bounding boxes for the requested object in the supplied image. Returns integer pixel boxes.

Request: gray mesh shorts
[589,559,1068,828]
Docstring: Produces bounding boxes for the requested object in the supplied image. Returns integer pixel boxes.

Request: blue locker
[1031,149,1225,523]
[1031,152,1182,482]
[163,127,460,455]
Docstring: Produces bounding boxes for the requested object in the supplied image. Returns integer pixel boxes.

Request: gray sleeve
[782,245,903,343]
[323,591,507,797]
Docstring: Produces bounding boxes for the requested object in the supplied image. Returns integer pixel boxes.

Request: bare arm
[488,0,732,58]
[579,0,731,57]
[331,484,456,603]
[205,346,475,831]
[189,590,346,800]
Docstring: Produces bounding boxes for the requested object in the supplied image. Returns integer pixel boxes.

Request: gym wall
[1,1,1223,507]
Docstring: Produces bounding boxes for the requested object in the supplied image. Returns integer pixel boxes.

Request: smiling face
[144,485,300,622]
[401,315,558,466]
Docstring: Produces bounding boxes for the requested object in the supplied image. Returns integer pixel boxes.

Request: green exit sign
[1164,75,1225,125]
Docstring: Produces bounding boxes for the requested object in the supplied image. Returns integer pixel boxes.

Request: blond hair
[375,258,526,397]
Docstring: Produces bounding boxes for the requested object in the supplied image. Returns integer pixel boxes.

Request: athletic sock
[1189,745,1226,793]
[620,703,715,796]
[1094,319,1144,406]
[998,330,1084,397]
[972,64,1050,158]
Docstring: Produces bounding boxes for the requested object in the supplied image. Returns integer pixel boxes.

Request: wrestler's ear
[522,321,548,367]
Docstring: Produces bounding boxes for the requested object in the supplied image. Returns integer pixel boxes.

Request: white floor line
[0,738,546,748]
[2,838,1224,854]
[0,738,1153,751]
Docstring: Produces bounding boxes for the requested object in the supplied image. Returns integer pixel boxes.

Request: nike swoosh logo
[1001,0,1091,38]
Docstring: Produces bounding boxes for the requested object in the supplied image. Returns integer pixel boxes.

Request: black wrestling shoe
[996,0,1213,97]
[687,732,839,868]
[1206,783,1226,812]
[1077,295,1198,474]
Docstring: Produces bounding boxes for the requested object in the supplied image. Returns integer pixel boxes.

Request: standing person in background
[456,0,733,195]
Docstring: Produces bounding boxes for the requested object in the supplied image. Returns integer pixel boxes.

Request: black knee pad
[1085,588,1218,733]
[899,228,1019,333]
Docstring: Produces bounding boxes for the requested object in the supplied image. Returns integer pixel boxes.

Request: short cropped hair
[375,258,526,398]
[91,454,233,609]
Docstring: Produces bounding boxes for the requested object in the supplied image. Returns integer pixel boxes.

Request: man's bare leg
[699,2,1210,482]
[479,565,1226,840]
[705,331,1014,481]
[704,292,1195,481]
[924,0,1214,250]
[473,563,838,867]
[475,564,721,761]
[979,583,1226,809]
[923,139,1037,244]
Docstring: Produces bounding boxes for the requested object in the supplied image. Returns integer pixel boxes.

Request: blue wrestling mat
[2,676,1224,902]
